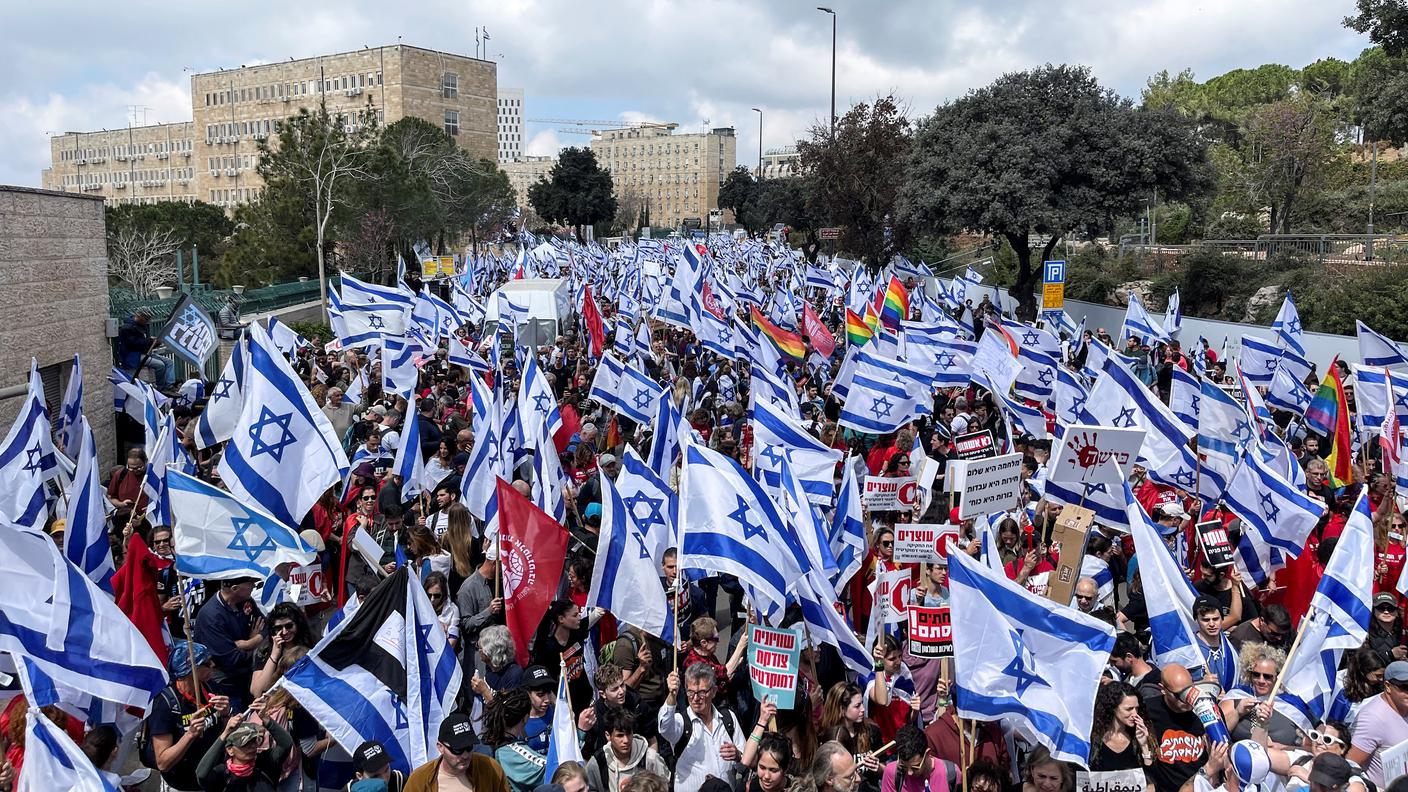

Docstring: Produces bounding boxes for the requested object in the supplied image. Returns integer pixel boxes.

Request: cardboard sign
[285,562,330,607]
[1076,770,1147,792]
[895,524,960,564]
[873,568,911,624]
[748,625,801,709]
[1046,504,1095,606]
[951,453,1025,519]
[908,606,953,659]
[954,430,996,460]
[1050,424,1146,488]
[862,476,918,511]
[1197,519,1236,569]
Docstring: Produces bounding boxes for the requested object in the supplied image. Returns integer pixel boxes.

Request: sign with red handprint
[1049,424,1146,488]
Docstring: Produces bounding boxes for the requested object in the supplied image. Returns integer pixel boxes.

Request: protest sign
[954,430,996,460]
[873,568,911,624]
[1075,770,1147,792]
[748,625,801,709]
[1197,520,1236,569]
[285,562,330,607]
[951,453,1024,519]
[908,606,952,659]
[159,293,218,367]
[1049,424,1146,488]
[1046,504,1094,606]
[862,476,918,511]
[894,524,960,564]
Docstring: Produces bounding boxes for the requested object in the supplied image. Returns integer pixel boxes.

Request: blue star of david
[213,378,234,401]
[1289,319,1301,335]
[719,328,733,345]
[633,389,654,409]
[935,352,956,369]
[532,391,553,414]
[22,445,45,474]
[1190,395,1201,415]
[392,697,409,730]
[1114,407,1138,428]
[1267,357,1280,372]
[1021,331,1040,347]
[1260,492,1281,523]
[1085,482,1109,496]
[1294,389,1311,408]
[623,490,666,533]
[1234,420,1252,444]
[633,532,653,560]
[1001,628,1047,694]
[1171,468,1196,489]
[367,314,386,330]
[870,396,895,419]
[416,621,434,647]
[728,495,767,541]
[228,515,277,562]
[1038,368,1054,387]
[758,445,786,467]
[1069,394,1087,419]
[247,407,297,462]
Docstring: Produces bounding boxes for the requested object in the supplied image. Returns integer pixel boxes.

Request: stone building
[0,186,116,463]
[502,154,557,208]
[590,123,737,227]
[43,44,496,210]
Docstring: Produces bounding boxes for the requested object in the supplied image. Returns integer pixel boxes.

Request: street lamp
[817,6,836,135]
[751,107,763,179]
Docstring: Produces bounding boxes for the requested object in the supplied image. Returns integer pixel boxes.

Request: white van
[484,278,576,348]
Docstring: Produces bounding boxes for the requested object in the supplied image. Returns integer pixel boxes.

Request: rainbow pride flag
[751,305,806,361]
[881,276,909,329]
[1304,358,1355,487]
[846,308,873,346]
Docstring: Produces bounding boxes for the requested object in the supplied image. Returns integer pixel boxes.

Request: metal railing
[109,277,337,325]
[1118,234,1408,269]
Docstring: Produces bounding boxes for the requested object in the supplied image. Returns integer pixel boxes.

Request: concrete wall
[0,186,116,463]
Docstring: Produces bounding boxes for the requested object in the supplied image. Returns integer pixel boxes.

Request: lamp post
[817,6,836,135]
[752,107,763,179]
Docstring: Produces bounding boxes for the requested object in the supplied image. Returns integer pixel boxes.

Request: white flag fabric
[16,703,118,792]
[169,469,318,579]
[219,321,350,529]
[195,330,247,449]
[62,415,115,593]
[751,397,842,506]
[57,354,84,459]
[948,548,1115,766]
[615,446,677,565]
[589,473,670,638]
[0,360,60,530]
[1126,487,1204,674]
[391,404,429,502]
[1358,320,1408,368]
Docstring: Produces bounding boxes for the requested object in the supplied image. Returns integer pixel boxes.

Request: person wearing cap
[1366,593,1407,667]
[346,740,406,792]
[1348,660,1408,786]
[574,455,620,516]
[519,665,560,752]
[145,641,231,792]
[195,703,293,790]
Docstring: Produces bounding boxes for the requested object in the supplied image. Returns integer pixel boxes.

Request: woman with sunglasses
[1220,643,1301,747]
[1373,508,1407,601]
[1304,720,1352,760]
[424,571,460,652]
[250,603,316,698]
[1366,593,1406,666]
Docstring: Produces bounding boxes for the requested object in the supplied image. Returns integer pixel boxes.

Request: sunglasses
[1250,671,1276,681]
[1308,729,1346,747]
[1377,604,1399,613]
[272,622,296,634]
[880,540,894,547]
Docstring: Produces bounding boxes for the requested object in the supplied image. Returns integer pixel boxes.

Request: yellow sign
[437,256,457,278]
[420,258,439,279]
[1042,282,1064,311]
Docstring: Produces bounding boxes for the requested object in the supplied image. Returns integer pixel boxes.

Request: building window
[442,73,458,99]
[444,110,459,136]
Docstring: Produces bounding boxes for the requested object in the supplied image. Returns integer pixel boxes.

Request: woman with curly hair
[251,602,317,698]
[1219,642,1300,746]
[484,686,546,792]
[1087,681,1153,771]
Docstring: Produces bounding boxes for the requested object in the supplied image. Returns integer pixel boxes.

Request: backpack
[137,688,181,770]
[670,704,737,762]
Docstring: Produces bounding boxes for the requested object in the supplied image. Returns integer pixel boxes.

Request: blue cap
[584,503,603,521]
[168,641,212,678]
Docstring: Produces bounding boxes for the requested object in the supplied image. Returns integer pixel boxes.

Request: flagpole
[558,654,573,713]
[176,573,205,708]
[1263,603,1316,713]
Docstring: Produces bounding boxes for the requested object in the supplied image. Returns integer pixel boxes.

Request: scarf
[226,758,256,778]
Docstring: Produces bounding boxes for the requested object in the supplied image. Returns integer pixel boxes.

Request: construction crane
[526,117,679,133]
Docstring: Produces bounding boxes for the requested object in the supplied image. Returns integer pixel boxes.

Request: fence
[1118,234,1408,271]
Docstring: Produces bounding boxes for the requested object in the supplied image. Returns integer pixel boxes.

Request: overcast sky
[0,0,1370,188]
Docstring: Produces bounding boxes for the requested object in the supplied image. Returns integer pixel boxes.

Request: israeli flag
[217,321,350,529]
[1164,288,1183,338]
[15,699,119,792]
[282,567,462,775]
[340,270,415,309]
[751,398,842,506]
[749,360,800,416]
[1358,320,1408,368]
[1266,365,1313,416]
[56,355,84,459]
[1125,485,1204,672]
[0,520,168,712]
[589,473,670,638]
[1084,356,1198,491]
[948,548,1115,766]
[333,289,410,343]
[1271,293,1307,357]
[392,405,429,502]
[461,374,503,522]
[1121,293,1169,345]
[647,389,687,480]
[144,411,196,528]
[0,360,60,530]
[195,331,246,449]
[1238,335,1283,387]
[910,334,976,388]
[1166,365,1200,433]
[382,335,422,400]
[588,352,664,425]
[616,446,677,565]
[518,356,563,446]
[990,383,1050,441]
[529,419,568,524]
[543,662,584,779]
[837,355,933,434]
[62,416,115,594]
[267,317,308,359]
[1276,491,1373,732]
[679,442,803,620]
[1221,451,1327,559]
[1356,365,1408,430]
[1050,367,1090,438]
[794,553,872,678]
[1198,379,1249,478]
[168,469,317,579]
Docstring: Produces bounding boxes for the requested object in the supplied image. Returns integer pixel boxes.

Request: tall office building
[497,87,524,163]
[42,45,496,209]
[590,123,736,227]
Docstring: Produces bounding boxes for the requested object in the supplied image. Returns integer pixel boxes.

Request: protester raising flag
[496,477,569,667]
[282,566,461,775]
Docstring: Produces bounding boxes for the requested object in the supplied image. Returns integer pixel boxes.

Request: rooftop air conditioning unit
[115,154,128,162]
[91,157,105,164]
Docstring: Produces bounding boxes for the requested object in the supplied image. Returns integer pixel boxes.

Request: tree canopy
[528,147,616,243]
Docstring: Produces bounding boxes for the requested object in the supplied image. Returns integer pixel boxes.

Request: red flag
[581,284,606,358]
[496,477,569,667]
[112,533,173,666]
[802,302,836,358]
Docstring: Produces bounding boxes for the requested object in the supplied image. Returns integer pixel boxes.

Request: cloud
[524,129,563,157]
